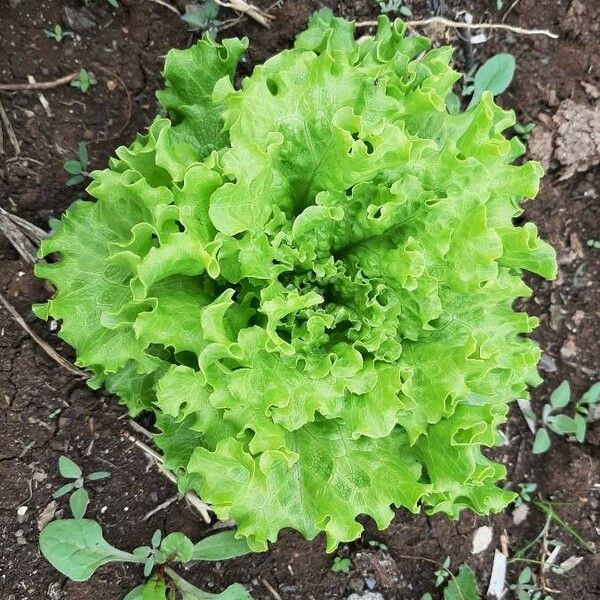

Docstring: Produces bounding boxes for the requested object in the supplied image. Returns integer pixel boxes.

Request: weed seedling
[378,0,413,17]
[40,458,253,598]
[44,24,74,42]
[64,142,89,186]
[533,380,600,454]
[70,68,96,93]
[514,122,536,141]
[515,482,538,507]
[52,455,110,518]
[510,567,552,600]
[181,0,220,35]
[587,239,600,249]
[331,556,352,573]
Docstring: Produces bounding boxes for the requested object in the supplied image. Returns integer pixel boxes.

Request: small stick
[0,98,20,156]
[27,76,52,118]
[147,0,180,15]
[0,71,79,92]
[0,209,38,263]
[261,578,283,600]
[0,207,47,244]
[127,434,212,524]
[215,0,274,28]
[0,292,88,379]
[143,494,179,520]
[355,16,558,39]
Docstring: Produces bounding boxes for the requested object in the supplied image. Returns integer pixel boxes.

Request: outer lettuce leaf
[35,12,557,551]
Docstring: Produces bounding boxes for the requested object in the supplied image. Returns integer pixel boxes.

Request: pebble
[471,525,493,554]
[347,593,385,600]
[17,505,29,524]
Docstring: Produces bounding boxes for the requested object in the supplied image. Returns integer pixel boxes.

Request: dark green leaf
[124,585,145,600]
[547,414,578,435]
[532,428,551,454]
[580,382,600,406]
[66,174,85,186]
[443,563,479,600]
[63,160,83,175]
[192,531,253,562]
[78,142,89,168]
[39,519,139,581]
[59,455,82,478]
[550,380,571,409]
[160,532,194,562]
[574,413,587,443]
[87,471,111,481]
[69,487,89,519]
[53,482,76,499]
[468,53,516,108]
[167,567,253,599]
[142,576,168,600]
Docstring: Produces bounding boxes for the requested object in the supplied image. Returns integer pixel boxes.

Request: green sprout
[70,68,97,93]
[44,24,74,42]
[331,556,352,573]
[63,142,89,186]
[52,455,110,519]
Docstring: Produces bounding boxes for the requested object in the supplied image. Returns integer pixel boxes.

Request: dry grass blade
[0,71,80,91]
[127,433,212,523]
[0,208,48,245]
[216,0,274,28]
[148,0,180,15]
[0,98,20,156]
[0,209,38,263]
[0,292,88,379]
[356,16,558,39]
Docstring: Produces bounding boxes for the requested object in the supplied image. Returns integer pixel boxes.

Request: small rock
[581,81,600,100]
[471,525,493,554]
[560,336,578,359]
[572,310,585,328]
[365,577,377,590]
[37,500,57,531]
[539,353,558,373]
[17,505,29,524]
[347,593,385,600]
[64,6,96,32]
[512,503,530,525]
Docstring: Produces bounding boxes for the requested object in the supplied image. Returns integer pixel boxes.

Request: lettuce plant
[34,11,556,552]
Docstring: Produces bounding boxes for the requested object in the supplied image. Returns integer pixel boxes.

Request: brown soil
[1,1,599,599]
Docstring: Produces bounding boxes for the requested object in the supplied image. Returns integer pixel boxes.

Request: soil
[1,0,599,599]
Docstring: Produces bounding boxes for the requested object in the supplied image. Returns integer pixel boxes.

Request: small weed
[378,0,413,17]
[70,68,96,93]
[181,0,220,35]
[533,380,600,454]
[40,457,253,598]
[514,121,536,141]
[468,53,516,108]
[53,455,110,519]
[515,482,538,507]
[510,567,552,600]
[64,142,89,186]
[331,556,352,573]
[587,239,600,249]
[44,24,74,42]
[424,558,479,599]
[368,540,388,551]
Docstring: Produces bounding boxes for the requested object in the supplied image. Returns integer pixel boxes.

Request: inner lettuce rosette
[34,11,557,551]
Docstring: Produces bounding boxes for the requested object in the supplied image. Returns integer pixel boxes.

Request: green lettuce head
[34,11,556,551]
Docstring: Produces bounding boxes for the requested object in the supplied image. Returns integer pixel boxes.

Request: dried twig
[0,209,38,263]
[215,0,274,28]
[127,434,212,524]
[0,71,79,92]
[261,579,283,600]
[356,16,558,39]
[143,494,179,520]
[27,76,52,117]
[0,292,88,379]
[0,98,20,156]
[147,0,181,15]
[0,208,47,245]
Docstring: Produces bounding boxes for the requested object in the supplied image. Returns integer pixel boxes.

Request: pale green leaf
[192,531,253,562]
[69,487,89,519]
[39,519,140,581]
[532,428,551,454]
[443,564,479,600]
[58,456,82,479]
[468,53,516,108]
[550,380,571,409]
